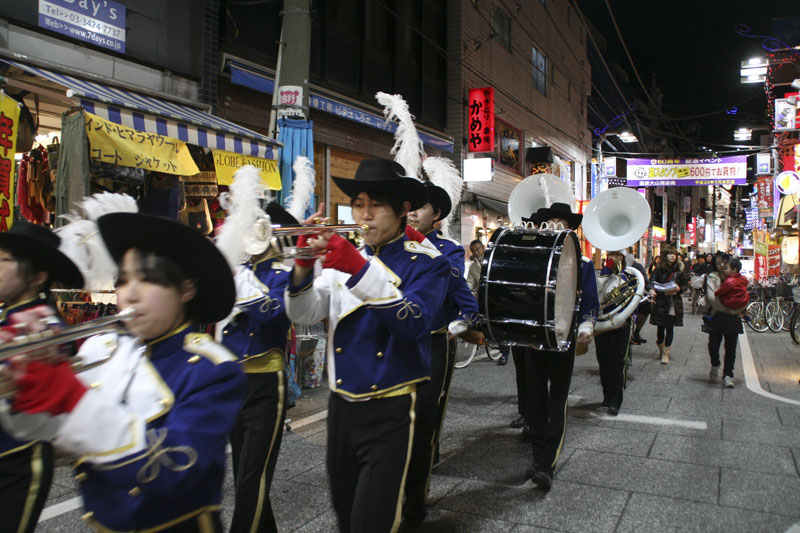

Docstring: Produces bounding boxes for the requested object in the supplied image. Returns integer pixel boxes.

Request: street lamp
[617,131,638,143]
[734,127,752,141]
[740,57,768,84]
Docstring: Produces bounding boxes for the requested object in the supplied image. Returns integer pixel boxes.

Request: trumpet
[0,308,135,375]
[243,216,369,258]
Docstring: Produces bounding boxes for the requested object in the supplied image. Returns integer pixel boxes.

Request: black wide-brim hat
[97,213,235,323]
[522,202,583,230]
[424,182,451,221]
[0,221,84,288]
[332,159,428,211]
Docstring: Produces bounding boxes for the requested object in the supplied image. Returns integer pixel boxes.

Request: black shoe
[526,466,553,491]
[497,355,508,365]
[607,405,619,416]
[601,398,609,407]
[510,415,526,429]
[631,337,641,345]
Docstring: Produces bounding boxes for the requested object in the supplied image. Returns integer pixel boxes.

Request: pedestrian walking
[649,248,688,364]
[703,253,746,387]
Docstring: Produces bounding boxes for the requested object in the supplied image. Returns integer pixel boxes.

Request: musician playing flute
[1,213,244,532]
[0,222,84,533]
[286,159,450,533]
[404,181,482,525]
[516,203,599,491]
[594,251,633,416]
[217,201,296,533]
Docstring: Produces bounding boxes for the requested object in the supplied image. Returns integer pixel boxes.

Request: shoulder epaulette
[438,234,462,247]
[404,240,441,259]
[582,256,593,264]
[271,262,292,272]
[184,333,237,365]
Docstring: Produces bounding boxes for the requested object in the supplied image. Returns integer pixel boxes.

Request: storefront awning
[2,59,280,159]
[227,60,453,153]
[476,196,509,216]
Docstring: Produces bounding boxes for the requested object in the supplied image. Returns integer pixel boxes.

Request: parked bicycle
[454,336,502,368]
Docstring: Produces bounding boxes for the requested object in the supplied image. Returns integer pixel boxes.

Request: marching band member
[404,178,482,525]
[0,221,84,533]
[215,163,312,533]
[516,203,599,491]
[594,251,633,415]
[286,158,450,533]
[1,213,244,532]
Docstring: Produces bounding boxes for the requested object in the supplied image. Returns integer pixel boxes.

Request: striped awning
[2,59,280,159]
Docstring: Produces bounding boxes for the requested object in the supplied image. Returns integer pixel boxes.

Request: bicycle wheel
[791,308,800,344]
[766,301,784,332]
[746,302,769,332]
[454,338,478,368]
[781,300,795,332]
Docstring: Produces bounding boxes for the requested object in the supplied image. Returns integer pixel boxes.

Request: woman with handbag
[648,248,688,364]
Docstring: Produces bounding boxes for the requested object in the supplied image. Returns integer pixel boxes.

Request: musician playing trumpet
[0,213,245,532]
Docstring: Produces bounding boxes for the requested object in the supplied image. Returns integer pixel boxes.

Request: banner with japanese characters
[467,87,494,153]
[0,92,20,232]
[626,156,747,186]
[212,149,281,190]
[84,112,199,176]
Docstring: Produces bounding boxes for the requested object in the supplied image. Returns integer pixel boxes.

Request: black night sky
[578,0,800,152]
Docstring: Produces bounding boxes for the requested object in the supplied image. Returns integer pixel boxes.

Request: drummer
[286,158,450,532]
[513,202,599,491]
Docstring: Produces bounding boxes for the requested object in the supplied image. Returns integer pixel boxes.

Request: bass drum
[478,228,581,351]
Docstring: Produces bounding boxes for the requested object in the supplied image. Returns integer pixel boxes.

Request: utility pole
[267,0,312,139]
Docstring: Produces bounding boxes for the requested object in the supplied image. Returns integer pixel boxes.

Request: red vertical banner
[467,87,495,153]
[767,244,781,277]
[756,176,774,218]
[688,220,696,245]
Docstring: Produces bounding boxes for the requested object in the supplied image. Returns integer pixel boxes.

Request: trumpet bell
[243,215,273,256]
[583,187,651,252]
[508,174,575,225]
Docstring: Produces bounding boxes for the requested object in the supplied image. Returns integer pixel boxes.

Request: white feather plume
[423,157,464,238]
[375,91,425,179]
[215,165,267,270]
[286,156,315,221]
[56,192,138,293]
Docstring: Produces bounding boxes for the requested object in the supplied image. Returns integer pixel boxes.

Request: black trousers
[708,331,738,378]
[229,370,287,533]
[521,346,575,474]
[512,347,527,416]
[0,441,53,533]
[656,315,676,346]
[328,391,416,533]
[404,333,453,520]
[594,320,632,409]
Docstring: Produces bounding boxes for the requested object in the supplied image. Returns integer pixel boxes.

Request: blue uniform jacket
[218,257,291,372]
[578,257,601,336]
[425,230,479,332]
[286,234,450,399]
[0,297,59,457]
[67,326,244,530]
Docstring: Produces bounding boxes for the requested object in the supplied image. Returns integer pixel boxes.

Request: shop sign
[85,112,199,176]
[277,85,305,119]
[781,236,799,265]
[776,170,800,195]
[462,158,493,182]
[756,176,774,217]
[626,155,747,186]
[467,87,495,153]
[0,92,20,232]
[604,157,616,177]
[774,97,798,131]
[651,226,666,241]
[212,149,281,190]
[756,152,771,174]
[687,221,696,245]
[38,0,126,53]
[768,244,781,276]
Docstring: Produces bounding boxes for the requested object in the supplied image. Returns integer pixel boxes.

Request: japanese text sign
[38,0,126,53]
[84,112,199,176]
[0,92,20,232]
[756,176,774,217]
[467,87,495,153]
[626,156,747,186]
[212,150,281,190]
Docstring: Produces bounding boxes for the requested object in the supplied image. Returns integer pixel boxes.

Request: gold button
[128,486,142,497]
[335,347,342,354]
[74,472,88,482]
[90,381,101,389]
[187,355,201,364]
[336,379,343,385]
[223,330,229,335]
[410,255,418,261]
[376,352,383,358]
[370,384,378,391]
[249,332,254,337]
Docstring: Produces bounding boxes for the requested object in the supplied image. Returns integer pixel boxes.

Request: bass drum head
[552,233,579,346]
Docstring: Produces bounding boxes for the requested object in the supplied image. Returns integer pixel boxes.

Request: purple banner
[627,155,747,187]
[38,0,126,53]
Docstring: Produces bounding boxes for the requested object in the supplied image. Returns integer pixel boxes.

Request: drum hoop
[543,232,560,347]
[482,227,506,346]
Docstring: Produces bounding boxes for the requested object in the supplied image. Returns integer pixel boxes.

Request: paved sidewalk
[36,300,800,532]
